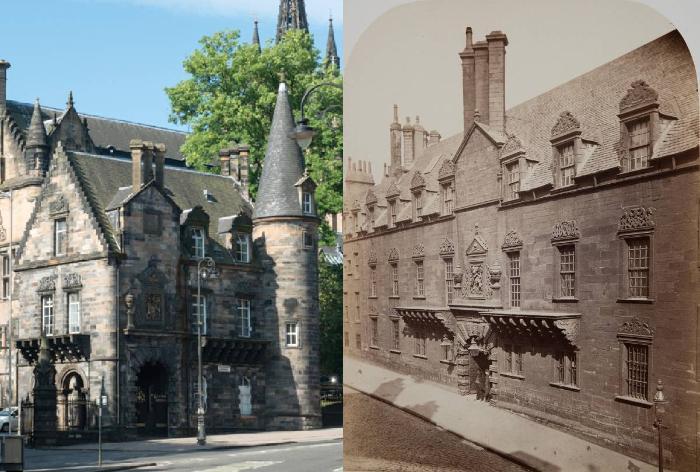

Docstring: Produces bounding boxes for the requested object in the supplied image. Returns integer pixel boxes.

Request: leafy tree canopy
[166,29,342,244]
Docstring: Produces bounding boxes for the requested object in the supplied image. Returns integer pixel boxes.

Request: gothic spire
[276,0,309,43]
[66,90,74,109]
[253,82,306,219]
[252,19,261,52]
[27,98,47,149]
[325,15,340,70]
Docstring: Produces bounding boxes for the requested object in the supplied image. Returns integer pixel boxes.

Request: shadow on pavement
[509,451,561,472]
[373,378,405,403]
[403,401,439,421]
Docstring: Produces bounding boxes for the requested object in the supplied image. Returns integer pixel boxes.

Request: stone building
[0,56,321,437]
[343,28,699,469]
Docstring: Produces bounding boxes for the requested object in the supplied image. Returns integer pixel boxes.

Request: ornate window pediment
[618,206,654,234]
[367,250,377,266]
[500,134,524,159]
[410,171,426,190]
[551,111,581,138]
[617,317,654,340]
[365,189,378,205]
[466,224,488,256]
[412,243,425,259]
[387,247,399,263]
[501,230,523,250]
[619,80,659,113]
[551,220,580,243]
[439,237,455,257]
[38,275,56,293]
[438,159,455,180]
[63,273,82,290]
[386,182,400,198]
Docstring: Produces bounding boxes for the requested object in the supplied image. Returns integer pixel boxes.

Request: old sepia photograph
[343,0,700,471]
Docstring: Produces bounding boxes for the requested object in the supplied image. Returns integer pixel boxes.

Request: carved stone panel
[438,159,455,180]
[551,220,580,242]
[617,317,654,339]
[387,247,399,263]
[619,80,659,112]
[63,273,82,290]
[439,238,455,257]
[618,206,655,233]
[38,275,56,292]
[551,111,581,137]
[412,243,425,259]
[49,195,69,215]
[501,230,523,250]
[145,294,163,321]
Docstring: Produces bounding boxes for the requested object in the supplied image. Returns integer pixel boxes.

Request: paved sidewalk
[39,428,343,453]
[345,356,658,472]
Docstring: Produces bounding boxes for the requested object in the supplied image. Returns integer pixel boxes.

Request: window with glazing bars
[559,143,575,187]
[370,317,378,347]
[68,292,81,334]
[628,237,649,298]
[506,161,519,200]
[555,352,566,383]
[415,261,424,296]
[559,245,576,297]
[414,192,422,219]
[390,200,397,226]
[442,184,453,215]
[445,258,454,304]
[369,268,377,297]
[503,344,513,372]
[391,264,399,296]
[624,343,649,399]
[192,227,205,258]
[627,118,650,171]
[414,333,426,356]
[55,218,67,256]
[508,252,521,307]
[237,298,251,337]
[392,319,400,350]
[42,295,54,335]
[1,253,8,299]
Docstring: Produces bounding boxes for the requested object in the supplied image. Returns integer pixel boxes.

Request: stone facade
[344,29,699,469]
[0,62,320,438]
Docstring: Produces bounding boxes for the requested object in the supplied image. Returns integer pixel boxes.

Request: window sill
[389,349,401,354]
[614,395,653,408]
[413,354,427,360]
[369,345,380,351]
[617,298,654,304]
[500,372,525,380]
[440,360,455,366]
[388,296,400,300]
[617,167,653,179]
[368,296,378,300]
[549,382,580,392]
[552,297,579,303]
[412,295,426,300]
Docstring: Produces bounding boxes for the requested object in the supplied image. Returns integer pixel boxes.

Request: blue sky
[0,0,343,131]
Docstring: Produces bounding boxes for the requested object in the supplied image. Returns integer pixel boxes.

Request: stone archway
[57,369,87,431]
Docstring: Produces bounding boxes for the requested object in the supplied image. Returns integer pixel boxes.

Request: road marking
[195,461,283,471]
[226,441,339,459]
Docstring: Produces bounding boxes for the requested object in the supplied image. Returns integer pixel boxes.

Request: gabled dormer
[550,111,583,189]
[181,206,210,259]
[294,171,317,217]
[385,181,400,228]
[437,158,455,215]
[365,189,377,232]
[218,211,253,263]
[47,92,95,155]
[410,171,426,222]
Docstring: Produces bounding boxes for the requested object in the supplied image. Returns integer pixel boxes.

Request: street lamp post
[653,379,669,472]
[292,82,342,151]
[196,256,217,446]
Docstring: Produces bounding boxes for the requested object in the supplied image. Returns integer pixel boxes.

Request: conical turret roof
[27,98,48,148]
[252,20,261,52]
[325,17,340,69]
[253,83,306,219]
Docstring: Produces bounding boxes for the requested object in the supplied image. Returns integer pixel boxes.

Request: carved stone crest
[439,237,455,256]
[618,317,654,338]
[412,243,425,259]
[63,273,82,290]
[38,275,56,292]
[145,293,163,321]
[386,182,400,198]
[618,206,655,233]
[410,171,426,189]
[49,195,69,215]
[438,159,455,180]
[387,247,399,263]
[551,220,580,242]
[619,80,659,112]
[501,230,523,250]
[551,111,581,137]
[501,134,524,157]
[367,250,377,266]
[466,224,488,255]
[488,262,502,289]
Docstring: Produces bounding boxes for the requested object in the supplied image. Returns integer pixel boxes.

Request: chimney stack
[238,145,250,196]
[428,130,441,146]
[142,141,154,183]
[389,104,402,172]
[130,140,145,192]
[473,41,489,126]
[486,31,508,133]
[219,149,231,176]
[0,60,10,114]
[402,116,415,166]
[154,143,166,188]
[459,28,475,133]
[413,115,426,156]
[230,147,240,180]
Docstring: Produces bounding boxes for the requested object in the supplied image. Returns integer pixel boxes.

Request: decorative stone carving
[145,294,163,321]
[365,189,377,205]
[439,237,455,256]
[551,111,581,137]
[618,317,654,338]
[367,250,377,266]
[464,263,485,297]
[351,199,361,211]
[49,195,69,215]
[0,211,6,242]
[551,220,580,242]
[553,319,580,345]
[410,171,426,189]
[501,230,523,250]
[438,159,455,180]
[38,275,56,292]
[501,134,524,157]
[466,224,488,255]
[453,265,463,290]
[488,262,502,289]
[61,273,82,290]
[387,247,399,262]
[125,293,135,330]
[618,206,655,233]
[619,80,659,112]
[386,182,400,198]
[412,243,425,259]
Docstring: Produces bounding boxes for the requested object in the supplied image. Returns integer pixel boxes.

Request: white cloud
[100,0,343,24]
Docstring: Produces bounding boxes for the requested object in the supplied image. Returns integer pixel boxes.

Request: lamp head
[293,118,315,150]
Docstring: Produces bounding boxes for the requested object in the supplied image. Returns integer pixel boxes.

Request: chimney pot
[0,60,10,114]
[486,31,508,132]
[219,148,231,176]
[154,143,166,188]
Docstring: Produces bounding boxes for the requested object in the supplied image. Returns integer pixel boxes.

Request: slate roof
[253,83,306,219]
[360,30,698,215]
[68,152,252,246]
[6,100,187,162]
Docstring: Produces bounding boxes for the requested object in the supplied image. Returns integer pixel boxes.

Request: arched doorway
[58,372,87,431]
[135,361,168,436]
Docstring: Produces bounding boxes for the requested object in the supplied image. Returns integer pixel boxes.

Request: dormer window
[505,161,520,200]
[558,143,575,187]
[367,206,375,231]
[302,192,313,214]
[413,191,422,221]
[389,199,397,227]
[192,227,205,258]
[441,182,454,215]
[235,233,250,263]
[626,118,650,171]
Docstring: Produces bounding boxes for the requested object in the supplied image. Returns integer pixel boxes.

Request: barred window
[355,333,361,349]
[391,264,399,297]
[627,237,650,298]
[503,344,523,375]
[553,351,577,387]
[42,295,54,335]
[508,252,521,308]
[505,161,520,200]
[624,343,649,400]
[369,268,377,297]
[503,344,513,372]
[445,258,454,304]
[559,245,576,298]
[354,292,360,321]
[370,317,379,347]
[559,143,575,187]
[415,260,424,296]
[392,319,400,350]
[626,118,650,171]
[442,183,454,215]
[368,207,375,231]
[414,192,422,220]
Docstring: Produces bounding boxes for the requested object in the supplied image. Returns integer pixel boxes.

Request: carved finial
[393,104,399,123]
[475,223,480,234]
[474,109,480,123]
[67,91,74,108]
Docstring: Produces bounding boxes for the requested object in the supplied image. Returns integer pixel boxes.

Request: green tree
[319,257,343,376]
[165,29,342,244]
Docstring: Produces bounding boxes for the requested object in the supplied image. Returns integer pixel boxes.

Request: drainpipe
[115,261,120,425]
